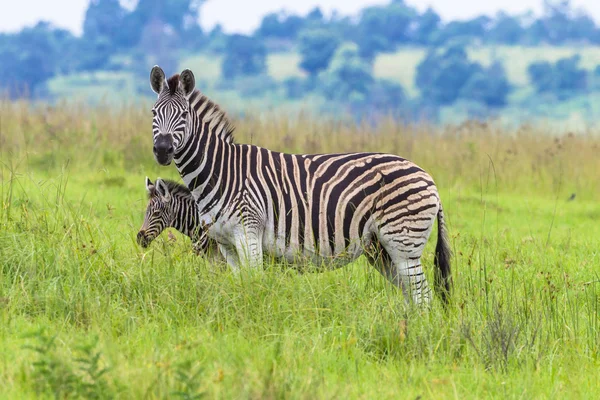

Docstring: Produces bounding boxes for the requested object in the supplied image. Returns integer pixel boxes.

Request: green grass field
[1,102,600,398]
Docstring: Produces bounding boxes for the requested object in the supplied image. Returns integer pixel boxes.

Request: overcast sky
[1,0,600,35]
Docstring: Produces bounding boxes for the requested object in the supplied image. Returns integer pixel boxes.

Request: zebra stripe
[137,177,218,258]
[148,66,452,305]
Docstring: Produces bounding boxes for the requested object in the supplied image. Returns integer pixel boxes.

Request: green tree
[554,55,587,92]
[83,0,126,45]
[257,12,305,39]
[460,62,511,107]
[415,44,482,105]
[432,16,491,45]
[306,7,324,24]
[488,12,525,44]
[80,0,127,71]
[412,8,441,45]
[528,55,588,98]
[298,29,340,76]
[133,0,205,35]
[117,0,205,48]
[319,43,374,101]
[0,22,73,97]
[527,61,554,92]
[526,1,598,44]
[355,2,417,59]
[221,34,267,79]
[316,43,406,113]
[76,36,114,72]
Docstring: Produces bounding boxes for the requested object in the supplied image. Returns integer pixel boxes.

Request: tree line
[1,0,600,118]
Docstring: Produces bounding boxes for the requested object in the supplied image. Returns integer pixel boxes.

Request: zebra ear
[150,65,166,94]
[145,177,154,194]
[155,178,172,202]
[180,69,195,96]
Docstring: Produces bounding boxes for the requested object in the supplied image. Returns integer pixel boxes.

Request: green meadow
[0,100,599,398]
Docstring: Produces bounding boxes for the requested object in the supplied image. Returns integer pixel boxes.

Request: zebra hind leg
[393,256,432,306]
[368,237,432,306]
[365,239,401,291]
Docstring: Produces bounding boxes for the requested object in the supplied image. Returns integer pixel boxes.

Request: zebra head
[149,65,196,166]
[137,177,174,248]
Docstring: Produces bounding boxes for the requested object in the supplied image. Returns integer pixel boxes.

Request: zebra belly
[262,234,370,270]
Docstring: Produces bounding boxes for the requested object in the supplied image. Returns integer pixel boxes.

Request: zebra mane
[189,90,236,144]
[167,74,180,96]
[164,73,236,144]
[148,179,192,199]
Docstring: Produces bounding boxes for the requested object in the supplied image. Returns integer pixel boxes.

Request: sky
[1,0,600,35]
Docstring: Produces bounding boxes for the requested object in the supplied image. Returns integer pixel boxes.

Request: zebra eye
[151,109,157,116]
[152,210,161,216]
[181,111,189,119]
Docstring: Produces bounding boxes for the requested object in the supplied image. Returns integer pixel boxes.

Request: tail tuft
[434,205,452,305]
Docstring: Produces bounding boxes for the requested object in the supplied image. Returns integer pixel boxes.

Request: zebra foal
[148,66,452,305]
[137,177,219,259]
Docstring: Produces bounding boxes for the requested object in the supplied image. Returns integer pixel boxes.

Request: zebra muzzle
[137,231,150,247]
[153,136,174,165]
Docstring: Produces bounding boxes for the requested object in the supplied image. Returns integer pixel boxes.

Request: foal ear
[155,178,172,202]
[145,177,155,194]
[180,69,196,96]
[150,65,167,94]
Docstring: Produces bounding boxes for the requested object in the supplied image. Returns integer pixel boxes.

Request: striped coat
[149,66,451,305]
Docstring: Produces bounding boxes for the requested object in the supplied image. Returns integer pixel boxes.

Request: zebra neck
[171,196,200,241]
[179,132,235,208]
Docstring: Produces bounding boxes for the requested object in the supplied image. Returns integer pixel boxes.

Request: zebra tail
[433,204,452,305]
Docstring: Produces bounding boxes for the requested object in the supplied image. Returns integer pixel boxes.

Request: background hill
[2,0,600,128]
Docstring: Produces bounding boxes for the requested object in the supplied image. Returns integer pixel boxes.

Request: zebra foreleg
[191,233,208,256]
[218,243,241,273]
[232,227,264,269]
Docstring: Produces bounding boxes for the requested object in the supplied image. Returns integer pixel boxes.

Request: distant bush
[527,55,588,99]
[416,44,479,105]
[316,43,407,113]
[0,22,76,97]
[355,2,416,59]
[221,35,267,79]
[298,29,340,76]
[460,62,511,107]
[257,12,306,40]
[528,61,555,93]
[411,8,441,45]
[416,44,511,107]
[487,12,525,45]
[319,44,374,102]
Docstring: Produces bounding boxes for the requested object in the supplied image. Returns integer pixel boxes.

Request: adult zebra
[149,66,452,305]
